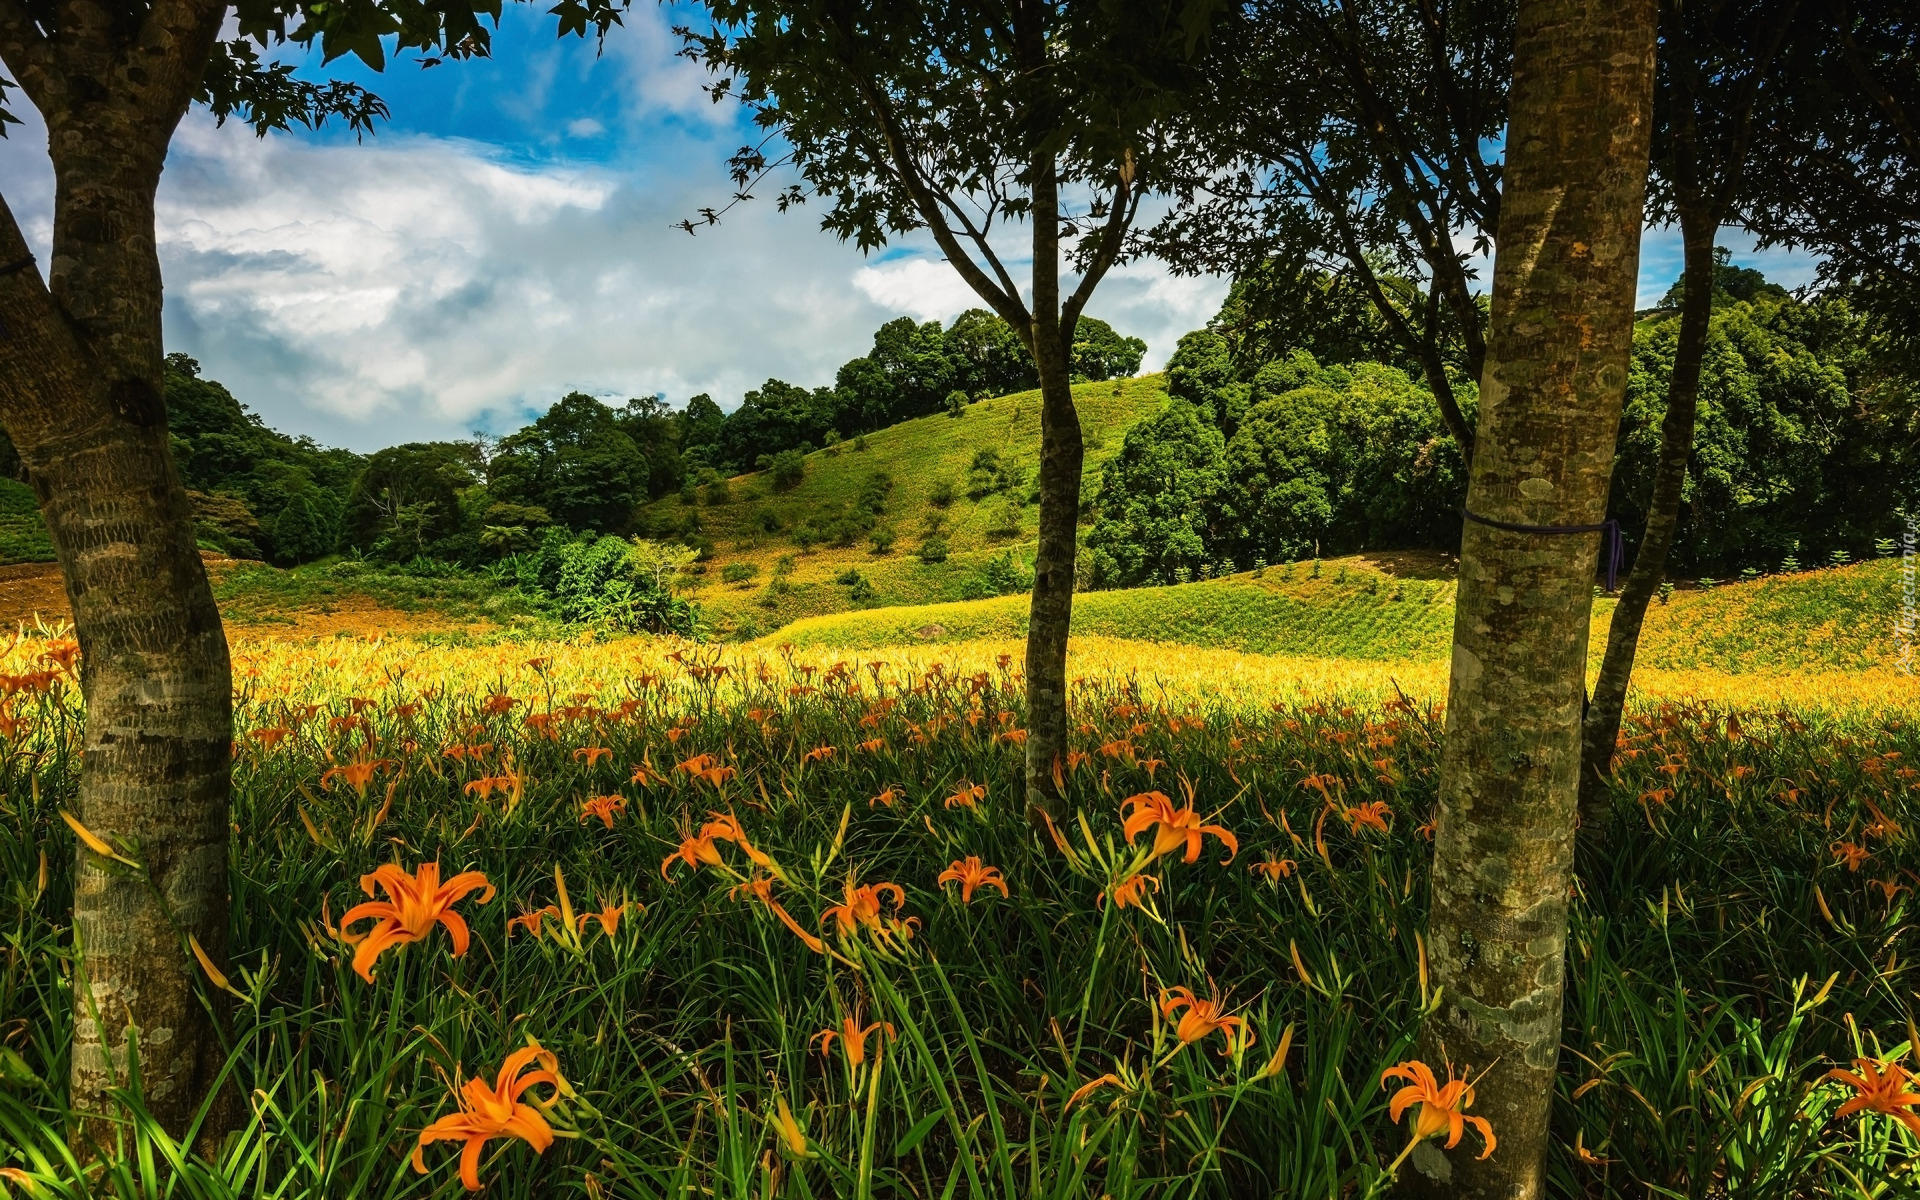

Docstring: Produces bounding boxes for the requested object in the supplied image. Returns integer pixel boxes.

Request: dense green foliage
[1090,265,1913,586]
[1613,282,1918,575]
[1088,336,1467,587]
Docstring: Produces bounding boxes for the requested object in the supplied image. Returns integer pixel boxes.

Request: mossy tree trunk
[1022,159,1085,818]
[0,0,235,1147]
[1412,0,1656,1194]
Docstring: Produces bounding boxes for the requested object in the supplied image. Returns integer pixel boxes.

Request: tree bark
[0,0,235,1147]
[1412,0,1656,1194]
[1023,158,1083,819]
[1576,211,1711,833]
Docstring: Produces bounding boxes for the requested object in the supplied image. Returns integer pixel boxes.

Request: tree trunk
[1412,0,1656,1194]
[1577,211,1713,833]
[0,0,234,1140]
[1023,160,1083,819]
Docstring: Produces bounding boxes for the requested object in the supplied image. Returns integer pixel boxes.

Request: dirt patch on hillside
[0,558,495,641]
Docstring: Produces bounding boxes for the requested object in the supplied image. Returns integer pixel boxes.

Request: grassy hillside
[765,555,1905,676]
[0,479,53,565]
[642,375,1170,639]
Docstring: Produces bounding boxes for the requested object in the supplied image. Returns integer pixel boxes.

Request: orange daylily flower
[413,1041,566,1191]
[1827,1058,1920,1136]
[870,785,903,808]
[1121,791,1238,864]
[1381,1059,1497,1160]
[339,862,496,982]
[802,744,837,764]
[1159,986,1251,1052]
[812,1013,895,1068]
[1252,855,1297,881]
[573,746,613,767]
[320,756,396,797]
[1833,841,1872,871]
[661,812,778,879]
[1339,800,1392,835]
[250,726,292,750]
[856,737,887,754]
[576,900,625,938]
[823,879,915,941]
[937,856,1009,903]
[479,693,517,716]
[1102,872,1160,910]
[507,905,559,939]
[945,781,987,810]
[731,874,826,953]
[579,794,627,829]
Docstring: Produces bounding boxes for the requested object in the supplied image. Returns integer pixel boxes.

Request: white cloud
[852,256,999,323]
[0,86,1221,451]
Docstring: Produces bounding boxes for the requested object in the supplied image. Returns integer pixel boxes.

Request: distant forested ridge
[1086,260,1917,586]
[0,310,1146,568]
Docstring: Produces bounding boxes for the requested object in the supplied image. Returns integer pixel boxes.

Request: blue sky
[0,10,1820,451]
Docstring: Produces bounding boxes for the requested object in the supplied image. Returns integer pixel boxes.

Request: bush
[959,551,1032,599]
[870,526,897,554]
[768,449,807,490]
[985,497,1024,537]
[928,480,955,508]
[721,562,759,585]
[704,477,732,506]
[917,535,950,563]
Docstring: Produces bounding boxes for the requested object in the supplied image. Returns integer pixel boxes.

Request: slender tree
[679,0,1213,816]
[1577,0,1798,834]
[0,0,623,1144]
[1413,0,1655,1194]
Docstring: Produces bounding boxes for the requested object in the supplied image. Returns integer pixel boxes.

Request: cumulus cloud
[0,7,1227,451]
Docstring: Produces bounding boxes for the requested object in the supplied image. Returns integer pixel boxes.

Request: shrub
[853,434,870,451]
[754,507,783,533]
[704,477,732,506]
[722,562,759,585]
[918,535,951,563]
[870,526,897,554]
[960,551,1032,599]
[985,498,1024,538]
[928,480,955,508]
[768,449,807,490]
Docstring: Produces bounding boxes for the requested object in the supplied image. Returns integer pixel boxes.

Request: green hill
[0,479,54,565]
[765,555,1905,676]
[640,375,1170,639]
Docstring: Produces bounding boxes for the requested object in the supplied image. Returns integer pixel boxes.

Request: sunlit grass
[1,628,1917,1197]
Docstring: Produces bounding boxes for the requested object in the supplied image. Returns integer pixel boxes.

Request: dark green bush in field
[0,653,1914,1199]
[917,534,951,563]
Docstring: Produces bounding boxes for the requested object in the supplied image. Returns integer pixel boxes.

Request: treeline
[0,311,1143,569]
[1087,258,1918,586]
[680,311,1145,474]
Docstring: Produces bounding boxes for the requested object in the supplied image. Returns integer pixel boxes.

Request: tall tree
[1152,0,1514,457]
[1577,0,1797,834]
[0,0,624,1144]
[1413,0,1655,1194]
[680,0,1211,815]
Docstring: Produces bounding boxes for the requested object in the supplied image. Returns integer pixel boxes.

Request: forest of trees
[0,310,1146,569]
[1086,255,1916,586]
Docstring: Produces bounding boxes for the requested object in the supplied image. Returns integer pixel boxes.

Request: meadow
[2,626,1918,1198]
